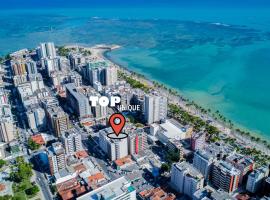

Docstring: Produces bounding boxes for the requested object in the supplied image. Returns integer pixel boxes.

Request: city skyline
[1,1,270,199]
[0,41,269,200]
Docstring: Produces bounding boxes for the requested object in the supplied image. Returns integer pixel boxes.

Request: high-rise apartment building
[28,73,45,92]
[193,149,215,181]
[43,57,61,76]
[26,107,47,131]
[105,65,118,86]
[65,83,91,118]
[171,161,204,198]
[47,106,69,137]
[61,129,83,155]
[11,59,27,76]
[262,177,270,197]
[144,94,167,124]
[25,60,38,74]
[69,53,85,69]
[67,71,82,87]
[211,161,240,193]
[226,154,254,185]
[91,103,107,119]
[85,62,106,86]
[48,142,66,175]
[0,105,15,143]
[246,166,269,193]
[99,128,128,161]
[0,119,15,143]
[38,42,56,59]
[128,128,147,155]
[88,66,100,86]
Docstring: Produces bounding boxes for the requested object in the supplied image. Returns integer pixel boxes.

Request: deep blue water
[1,4,270,139]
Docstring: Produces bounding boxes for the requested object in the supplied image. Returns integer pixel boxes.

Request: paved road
[35,169,53,200]
[31,155,53,200]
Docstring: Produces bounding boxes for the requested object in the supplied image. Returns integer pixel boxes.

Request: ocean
[0,5,270,139]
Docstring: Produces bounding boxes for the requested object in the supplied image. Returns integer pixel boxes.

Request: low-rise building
[114,156,133,170]
[139,187,176,200]
[157,119,190,145]
[56,177,87,200]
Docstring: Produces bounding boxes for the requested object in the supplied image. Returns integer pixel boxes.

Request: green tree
[10,157,33,182]
[0,195,12,200]
[27,138,41,150]
[205,125,219,135]
[0,159,6,168]
[25,185,39,196]
[57,46,70,57]
[160,163,170,172]
[166,150,180,163]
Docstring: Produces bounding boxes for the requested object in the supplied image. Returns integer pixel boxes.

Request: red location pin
[109,113,126,136]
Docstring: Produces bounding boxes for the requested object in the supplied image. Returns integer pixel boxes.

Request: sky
[1,0,270,9]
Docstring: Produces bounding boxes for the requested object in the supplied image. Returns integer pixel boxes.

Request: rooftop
[249,166,269,178]
[159,119,187,140]
[87,172,105,185]
[77,177,134,200]
[50,142,65,155]
[66,83,88,101]
[195,149,215,161]
[75,150,89,159]
[226,153,254,168]
[174,161,204,180]
[31,134,45,145]
[139,187,176,200]
[114,156,133,167]
[216,160,240,176]
[57,178,86,200]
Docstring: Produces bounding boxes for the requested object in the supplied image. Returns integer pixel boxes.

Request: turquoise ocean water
[0,7,270,139]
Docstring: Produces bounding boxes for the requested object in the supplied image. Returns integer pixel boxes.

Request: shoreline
[58,44,269,154]
[3,44,269,151]
[98,45,270,152]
